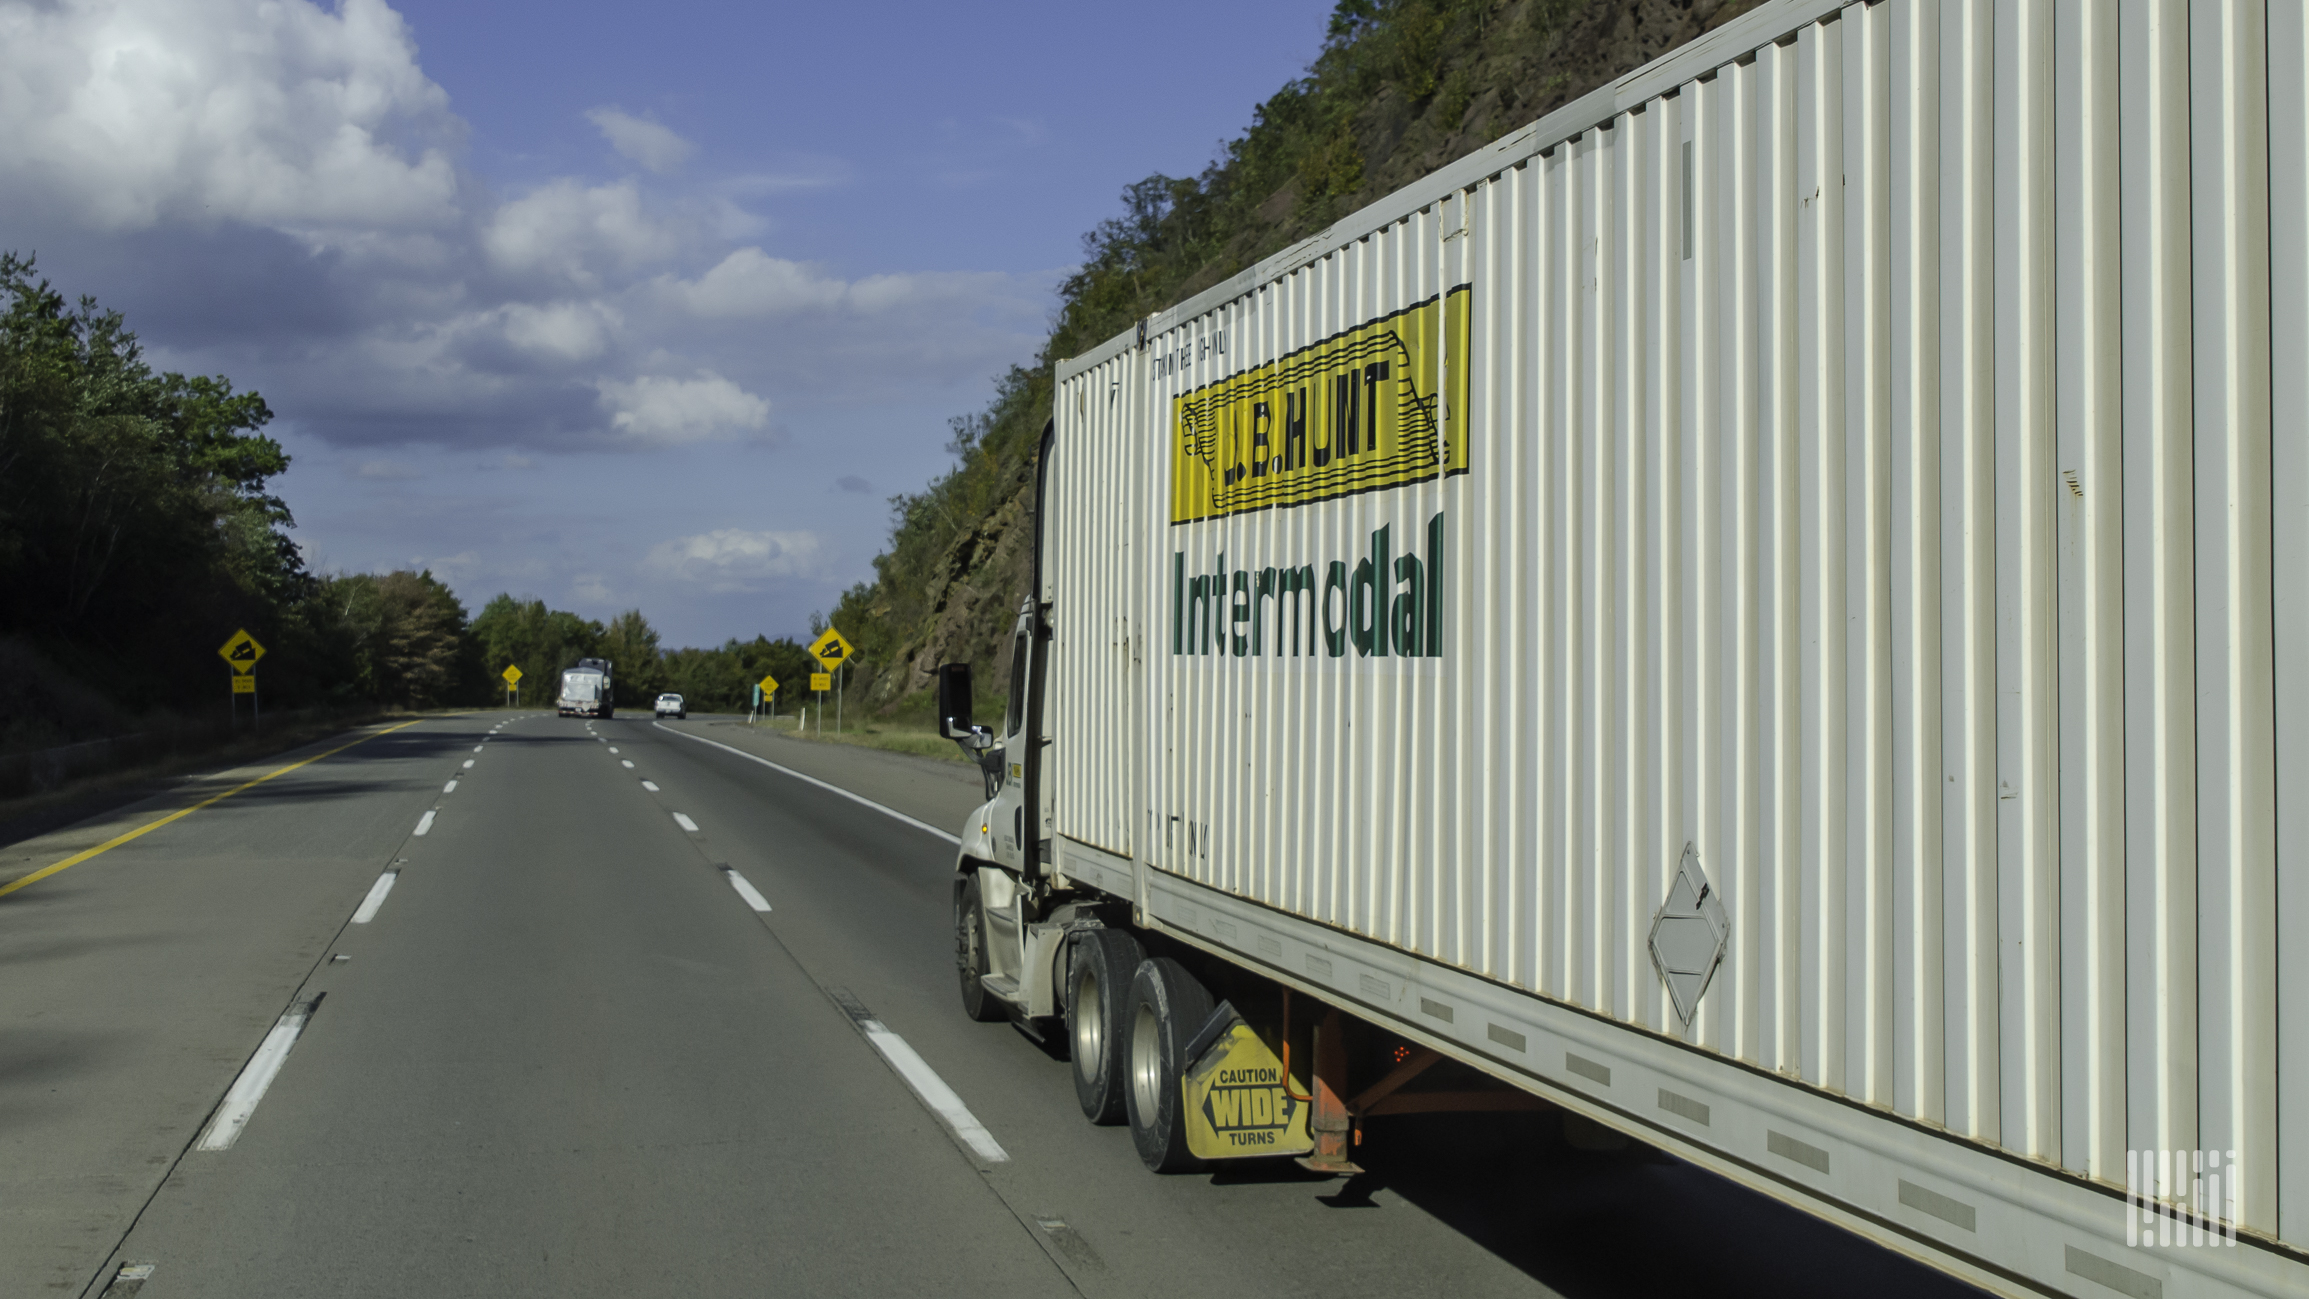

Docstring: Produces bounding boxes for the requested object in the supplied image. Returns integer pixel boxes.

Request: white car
[654,693,686,719]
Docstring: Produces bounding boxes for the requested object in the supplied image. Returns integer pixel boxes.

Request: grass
[741,712,971,764]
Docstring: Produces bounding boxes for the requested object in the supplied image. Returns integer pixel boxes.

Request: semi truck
[557,658,614,718]
[933,2,2308,1297]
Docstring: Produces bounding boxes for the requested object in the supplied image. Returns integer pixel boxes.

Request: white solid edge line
[351,871,398,924]
[414,810,436,836]
[861,1021,1008,1163]
[652,723,962,845]
[641,781,660,792]
[197,1003,315,1151]
[672,812,699,833]
[723,868,773,912]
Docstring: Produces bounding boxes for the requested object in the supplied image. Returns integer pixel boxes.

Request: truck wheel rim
[1073,968,1104,1066]
[1129,1003,1162,1122]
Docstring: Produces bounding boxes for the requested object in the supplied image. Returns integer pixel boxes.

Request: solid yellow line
[0,719,429,900]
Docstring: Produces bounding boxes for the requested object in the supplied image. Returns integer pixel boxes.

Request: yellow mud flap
[1181,1007,1314,1160]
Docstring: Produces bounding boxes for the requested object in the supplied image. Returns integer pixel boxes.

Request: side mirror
[937,663,973,739]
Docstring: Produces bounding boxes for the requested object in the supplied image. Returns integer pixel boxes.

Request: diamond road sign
[502,664,523,685]
[807,627,854,671]
[218,629,266,674]
[758,673,779,697]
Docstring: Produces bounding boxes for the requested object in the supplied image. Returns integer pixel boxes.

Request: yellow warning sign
[218,628,266,673]
[501,664,523,685]
[758,674,779,697]
[231,674,257,694]
[1181,1017,1313,1160]
[809,672,832,692]
[808,627,854,671]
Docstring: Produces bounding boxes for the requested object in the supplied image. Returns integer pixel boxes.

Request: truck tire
[954,874,1007,1022]
[1124,956,1213,1173]
[1066,928,1144,1125]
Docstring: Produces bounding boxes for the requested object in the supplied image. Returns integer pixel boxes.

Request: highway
[1,712,1987,1298]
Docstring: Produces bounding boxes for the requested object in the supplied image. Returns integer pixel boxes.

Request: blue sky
[0,0,1338,646]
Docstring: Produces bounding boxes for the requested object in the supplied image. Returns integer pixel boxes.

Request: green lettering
[1324,561,1349,657]
[1231,570,1251,656]
[1392,553,1424,656]
[1426,510,1445,657]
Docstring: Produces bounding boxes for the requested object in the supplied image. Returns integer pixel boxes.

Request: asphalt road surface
[1,712,1988,1298]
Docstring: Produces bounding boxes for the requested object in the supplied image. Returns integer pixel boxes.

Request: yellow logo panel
[1170,286,1470,525]
[1181,1019,1313,1160]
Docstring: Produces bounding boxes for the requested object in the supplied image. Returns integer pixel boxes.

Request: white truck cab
[938,598,1063,1024]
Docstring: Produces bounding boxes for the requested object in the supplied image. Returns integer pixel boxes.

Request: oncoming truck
[557,658,614,718]
[934,2,2308,1297]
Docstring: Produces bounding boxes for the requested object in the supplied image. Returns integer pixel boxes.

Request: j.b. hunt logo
[1168,288,1470,526]
[2126,1150,2240,1248]
[1172,512,1444,659]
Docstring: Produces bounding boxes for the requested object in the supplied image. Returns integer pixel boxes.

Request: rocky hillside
[830,0,1764,713]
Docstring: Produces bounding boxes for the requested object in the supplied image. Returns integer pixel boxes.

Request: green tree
[0,252,310,711]
[600,609,665,700]
[471,594,607,709]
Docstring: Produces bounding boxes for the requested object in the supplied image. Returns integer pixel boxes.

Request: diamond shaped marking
[1648,844,1729,1025]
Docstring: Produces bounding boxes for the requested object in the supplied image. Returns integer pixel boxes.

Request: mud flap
[1180,1004,1315,1160]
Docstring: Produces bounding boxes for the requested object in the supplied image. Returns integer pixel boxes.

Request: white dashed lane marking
[351,871,399,924]
[672,813,699,833]
[443,780,457,793]
[463,759,474,769]
[622,760,634,769]
[641,781,659,792]
[197,999,319,1152]
[722,868,772,912]
[414,811,436,836]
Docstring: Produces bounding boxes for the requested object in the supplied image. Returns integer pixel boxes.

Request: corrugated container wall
[1048,0,2308,1256]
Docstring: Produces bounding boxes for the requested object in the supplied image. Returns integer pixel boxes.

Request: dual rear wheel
[954,889,1214,1174]
[1065,931,1211,1173]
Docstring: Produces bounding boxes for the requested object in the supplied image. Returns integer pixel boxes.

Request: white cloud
[643,528,823,590]
[573,573,613,603]
[594,371,769,446]
[499,300,620,363]
[662,247,1028,321]
[666,248,844,316]
[586,106,694,174]
[483,179,680,285]
[0,0,1057,477]
[0,0,458,235]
